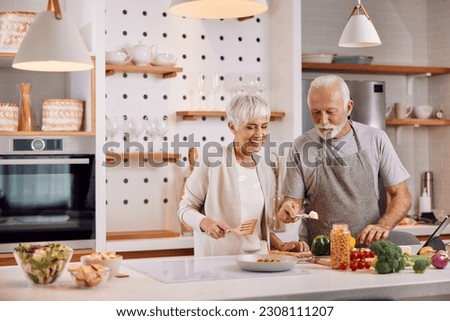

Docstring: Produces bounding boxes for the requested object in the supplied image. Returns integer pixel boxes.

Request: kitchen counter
[1,248,450,301]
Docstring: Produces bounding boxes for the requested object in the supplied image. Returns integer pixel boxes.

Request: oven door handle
[0,158,90,165]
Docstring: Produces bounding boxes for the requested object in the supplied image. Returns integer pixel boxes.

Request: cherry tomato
[369,251,375,258]
[364,251,370,258]
[357,261,365,269]
[350,263,358,271]
[364,261,371,269]
[339,262,347,270]
[350,252,357,261]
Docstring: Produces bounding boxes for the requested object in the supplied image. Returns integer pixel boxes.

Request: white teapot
[128,42,157,66]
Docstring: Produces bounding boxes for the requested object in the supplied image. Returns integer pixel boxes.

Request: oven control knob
[31,139,46,151]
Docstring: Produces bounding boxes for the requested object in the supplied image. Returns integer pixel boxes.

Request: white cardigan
[178,144,276,256]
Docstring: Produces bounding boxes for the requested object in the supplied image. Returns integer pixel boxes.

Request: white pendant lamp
[338,0,381,48]
[12,0,93,72]
[169,0,268,19]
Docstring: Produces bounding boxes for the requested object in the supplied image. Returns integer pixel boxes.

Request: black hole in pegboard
[202,136,206,141]
[143,32,148,37]
[256,37,261,43]
[124,158,129,164]
[122,31,127,36]
[162,32,167,38]
[220,116,225,121]
[143,74,148,79]
[202,116,206,121]
[238,57,243,62]
[202,96,206,101]
[143,94,148,99]
[219,35,224,41]
[220,136,225,141]
[163,178,168,183]
[163,95,168,100]
[105,93,107,99]
[105,30,107,35]
[220,76,224,81]
[182,156,187,162]
[220,56,225,61]
[142,11,147,16]
[144,199,149,204]
[143,136,148,141]
[182,54,187,59]
[257,57,261,62]
[201,55,206,60]
[105,200,108,205]
[122,73,128,78]
[238,36,243,41]
[182,74,187,80]
[201,34,205,40]
[162,12,167,17]
[123,178,128,183]
[163,115,168,120]
[123,200,128,204]
[163,198,168,204]
[123,94,128,99]
[220,96,225,101]
[183,136,187,141]
[163,136,167,141]
[256,18,261,23]
[182,95,187,100]
[106,179,108,184]
[122,10,127,15]
[182,34,187,39]
[144,178,149,183]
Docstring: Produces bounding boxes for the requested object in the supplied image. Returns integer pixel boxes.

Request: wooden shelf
[106,229,180,241]
[302,62,450,76]
[0,131,95,136]
[105,152,181,164]
[176,110,285,121]
[105,63,183,78]
[386,118,450,126]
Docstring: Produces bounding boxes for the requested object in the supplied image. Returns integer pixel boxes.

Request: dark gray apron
[304,124,380,244]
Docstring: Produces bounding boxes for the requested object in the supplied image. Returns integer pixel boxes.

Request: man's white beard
[315,116,348,139]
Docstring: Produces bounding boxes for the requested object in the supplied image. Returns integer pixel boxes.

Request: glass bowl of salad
[13,243,73,285]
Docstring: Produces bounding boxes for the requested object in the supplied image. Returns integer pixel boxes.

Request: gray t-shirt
[282,121,410,202]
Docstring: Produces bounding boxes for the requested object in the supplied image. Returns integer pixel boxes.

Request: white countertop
[1,249,450,301]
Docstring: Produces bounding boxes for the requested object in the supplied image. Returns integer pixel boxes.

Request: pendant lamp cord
[47,0,62,20]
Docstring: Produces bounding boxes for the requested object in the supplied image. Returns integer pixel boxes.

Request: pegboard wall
[105,0,270,232]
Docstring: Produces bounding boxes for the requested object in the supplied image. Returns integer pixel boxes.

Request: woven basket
[42,99,84,131]
[0,11,37,49]
[0,102,19,131]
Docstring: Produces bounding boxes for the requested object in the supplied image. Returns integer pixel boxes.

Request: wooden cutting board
[269,250,314,259]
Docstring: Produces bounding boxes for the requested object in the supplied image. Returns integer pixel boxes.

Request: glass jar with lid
[330,223,351,269]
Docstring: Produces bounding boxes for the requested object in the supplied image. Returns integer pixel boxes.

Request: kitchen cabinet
[176,110,285,121]
[0,52,96,136]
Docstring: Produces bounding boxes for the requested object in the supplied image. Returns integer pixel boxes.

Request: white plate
[235,254,297,272]
[150,61,177,67]
[302,54,335,63]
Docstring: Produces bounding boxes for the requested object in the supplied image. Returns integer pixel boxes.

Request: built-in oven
[0,136,95,252]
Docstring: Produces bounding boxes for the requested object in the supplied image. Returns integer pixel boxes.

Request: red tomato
[364,261,371,269]
[339,262,347,270]
[369,251,375,258]
[350,263,358,271]
[357,261,365,269]
[350,252,357,261]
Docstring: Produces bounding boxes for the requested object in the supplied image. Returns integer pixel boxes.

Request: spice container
[330,223,351,269]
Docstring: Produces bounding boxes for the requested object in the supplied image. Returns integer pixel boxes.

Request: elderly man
[278,74,412,245]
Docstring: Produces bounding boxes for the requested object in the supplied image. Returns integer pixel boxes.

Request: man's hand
[277,197,302,223]
[357,224,390,245]
[278,241,310,252]
[199,217,228,239]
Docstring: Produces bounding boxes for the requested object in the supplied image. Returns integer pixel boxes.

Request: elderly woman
[178,94,309,256]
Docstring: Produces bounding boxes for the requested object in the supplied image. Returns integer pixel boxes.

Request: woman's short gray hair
[226,94,271,127]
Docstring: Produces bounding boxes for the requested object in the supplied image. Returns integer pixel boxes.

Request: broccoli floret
[370,240,407,274]
[404,254,432,267]
[413,259,430,273]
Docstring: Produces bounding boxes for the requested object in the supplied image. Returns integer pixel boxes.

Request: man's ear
[347,100,355,116]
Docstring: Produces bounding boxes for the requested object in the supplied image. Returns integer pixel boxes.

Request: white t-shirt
[237,164,264,253]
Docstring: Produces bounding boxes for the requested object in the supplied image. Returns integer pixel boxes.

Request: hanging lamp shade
[12,0,93,72]
[169,0,268,19]
[338,1,381,48]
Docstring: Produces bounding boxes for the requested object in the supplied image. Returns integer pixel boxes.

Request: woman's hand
[278,241,310,252]
[200,217,228,239]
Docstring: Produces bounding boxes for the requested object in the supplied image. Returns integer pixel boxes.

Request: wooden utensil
[226,219,258,236]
